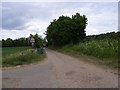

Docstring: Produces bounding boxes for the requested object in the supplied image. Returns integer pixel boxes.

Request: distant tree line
[84,32,119,42]
[2,38,30,47]
[2,34,44,48]
[46,13,88,46]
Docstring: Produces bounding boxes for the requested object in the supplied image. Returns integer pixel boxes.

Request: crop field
[2,47,45,67]
[72,39,118,60]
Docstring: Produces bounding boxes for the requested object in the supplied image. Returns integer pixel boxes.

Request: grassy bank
[49,39,118,68]
[2,47,45,67]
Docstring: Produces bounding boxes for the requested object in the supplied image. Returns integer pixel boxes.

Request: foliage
[84,32,119,42]
[2,38,30,47]
[46,13,88,46]
[72,39,118,60]
[32,34,43,48]
[28,34,43,48]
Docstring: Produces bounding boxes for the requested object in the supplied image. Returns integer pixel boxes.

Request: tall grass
[72,39,118,60]
[56,39,118,68]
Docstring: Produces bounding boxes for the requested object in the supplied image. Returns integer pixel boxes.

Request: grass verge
[2,47,45,67]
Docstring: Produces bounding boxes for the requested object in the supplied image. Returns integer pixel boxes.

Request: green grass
[2,47,31,58]
[2,47,45,67]
[49,39,118,68]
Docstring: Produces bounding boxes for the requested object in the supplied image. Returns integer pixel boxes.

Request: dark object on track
[37,48,43,54]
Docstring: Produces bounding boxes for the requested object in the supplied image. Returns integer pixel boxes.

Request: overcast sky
[1,2,118,40]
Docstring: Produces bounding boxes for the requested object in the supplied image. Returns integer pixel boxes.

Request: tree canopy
[46,13,88,46]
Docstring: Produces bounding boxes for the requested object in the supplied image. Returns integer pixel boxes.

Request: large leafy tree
[46,13,88,46]
[4,38,13,47]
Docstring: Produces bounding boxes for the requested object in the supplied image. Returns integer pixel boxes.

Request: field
[50,39,118,68]
[2,47,45,67]
[2,47,30,58]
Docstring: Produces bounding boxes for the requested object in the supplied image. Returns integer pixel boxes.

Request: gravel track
[2,48,118,88]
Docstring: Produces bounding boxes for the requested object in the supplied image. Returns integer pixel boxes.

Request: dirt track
[2,48,118,88]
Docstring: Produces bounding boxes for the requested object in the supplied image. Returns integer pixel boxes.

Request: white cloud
[50,2,118,35]
[1,20,50,40]
[2,29,31,40]
[25,20,49,33]
[1,2,118,40]
[86,11,118,35]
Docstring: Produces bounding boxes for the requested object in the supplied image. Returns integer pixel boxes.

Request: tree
[72,13,87,42]
[5,38,13,47]
[29,34,43,48]
[46,13,88,46]
[2,39,6,47]
[2,37,30,47]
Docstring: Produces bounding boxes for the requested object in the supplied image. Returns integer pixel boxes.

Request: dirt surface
[2,48,118,88]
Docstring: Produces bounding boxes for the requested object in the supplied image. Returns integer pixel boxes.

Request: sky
[1,1,118,40]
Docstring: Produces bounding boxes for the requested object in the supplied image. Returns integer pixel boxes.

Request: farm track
[2,48,118,88]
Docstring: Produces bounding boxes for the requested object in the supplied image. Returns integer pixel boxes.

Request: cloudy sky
[1,2,118,40]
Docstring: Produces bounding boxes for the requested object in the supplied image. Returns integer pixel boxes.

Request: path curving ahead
[2,48,118,88]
